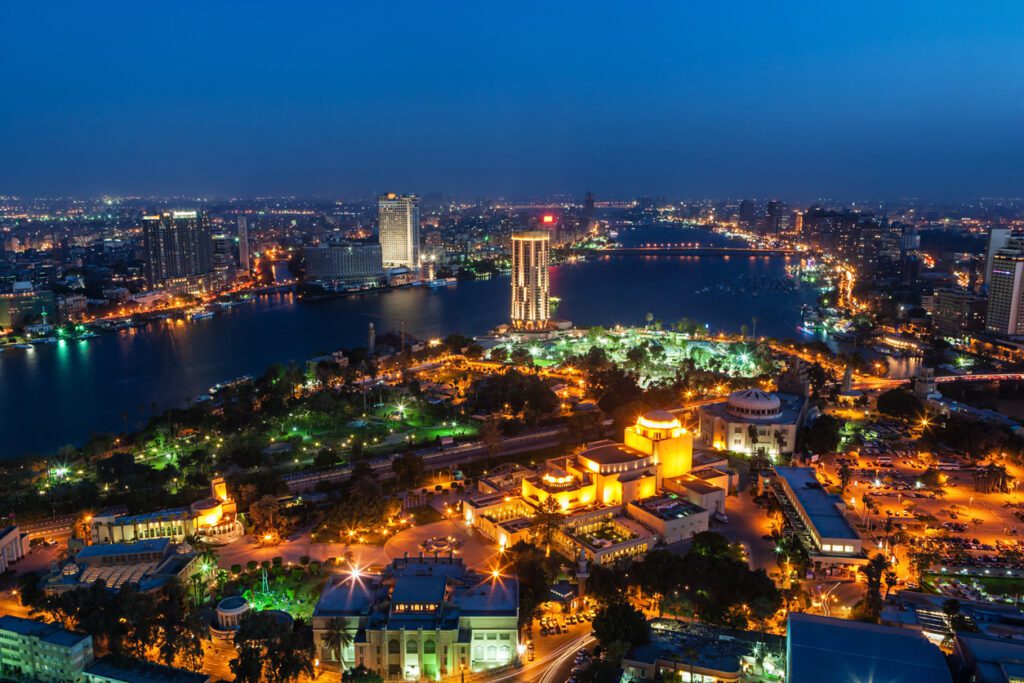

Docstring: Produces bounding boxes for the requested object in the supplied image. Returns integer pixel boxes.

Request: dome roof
[637,410,681,430]
[726,389,781,418]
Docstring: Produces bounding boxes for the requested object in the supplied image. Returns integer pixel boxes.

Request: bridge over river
[600,243,797,256]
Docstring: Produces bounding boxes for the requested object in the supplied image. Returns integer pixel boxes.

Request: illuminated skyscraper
[377,193,420,268]
[985,237,1024,335]
[142,210,213,293]
[510,230,550,330]
[237,215,250,274]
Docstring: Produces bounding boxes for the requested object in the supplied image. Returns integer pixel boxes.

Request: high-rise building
[211,231,236,289]
[933,288,987,338]
[237,215,250,274]
[303,242,384,283]
[985,237,1024,336]
[792,210,804,236]
[377,194,420,268]
[583,191,596,229]
[510,230,550,330]
[738,200,756,229]
[766,201,783,234]
[984,227,1012,286]
[141,210,213,293]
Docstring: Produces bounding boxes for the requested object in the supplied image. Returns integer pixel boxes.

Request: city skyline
[3,3,1024,200]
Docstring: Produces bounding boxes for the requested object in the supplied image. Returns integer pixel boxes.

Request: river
[0,226,816,458]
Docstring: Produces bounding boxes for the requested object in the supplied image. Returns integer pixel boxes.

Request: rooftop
[0,615,91,649]
[632,494,706,521]
[775,466,860,542]
[76,537,171,560]
[787,613,952,683]
[579,440,651,466]
[85,656,211,683]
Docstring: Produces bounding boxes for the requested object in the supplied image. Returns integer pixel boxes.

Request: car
[714,512,729,523]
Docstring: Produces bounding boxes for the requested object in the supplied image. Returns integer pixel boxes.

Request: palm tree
[323,617,353,671]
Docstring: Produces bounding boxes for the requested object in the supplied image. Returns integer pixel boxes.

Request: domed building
[697,388,807,458]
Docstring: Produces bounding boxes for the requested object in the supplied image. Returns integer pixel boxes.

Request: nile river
[1,226,816,458]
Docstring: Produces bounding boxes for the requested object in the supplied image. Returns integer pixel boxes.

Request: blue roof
[775,466,860,541]
[85,656,210,683]
[787,613,951,683]
[392,575,447,604]
[0,615,91,649]
[314,575,376,617]
[76,537,170,559]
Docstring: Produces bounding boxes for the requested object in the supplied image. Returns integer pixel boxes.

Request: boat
[12,343,33,349]
[32,337,57,344]
[190,310,215,321]
[427,278,457,288]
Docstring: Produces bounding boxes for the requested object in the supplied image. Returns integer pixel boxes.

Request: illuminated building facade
[304,242,384,283]
[142,210,214,293]
[465,412,717,565]
[985,237,1024,335]
[510,230,550,330]
[378,193,420,268]
[0,615,94,683]
[313,556,518,679]
[697,389,806,458]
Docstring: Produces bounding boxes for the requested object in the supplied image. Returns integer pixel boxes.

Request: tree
[480,418,503,457]
[532,497,565,556]
[391,452,424,489]
[838,461,852,492]
[231,611,314,683]
[507,541,556,626]
[156,581,206,670]
[876,389,924,419]
[592,602,650,650]
[856,554,888,622]
[343,665,385,683]
[800,414,842,456]
[323,617,353,671]
[250,495,284,540]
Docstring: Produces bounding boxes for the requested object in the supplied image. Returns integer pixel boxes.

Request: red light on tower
[542,214,555,224]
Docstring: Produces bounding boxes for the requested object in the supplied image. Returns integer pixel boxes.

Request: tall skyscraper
[985,237,1024,336]
[510,230,550,330]
[211,230,236,289]
[378,193,420,268]
[237,215,250,274]
[738,200,756,229]
[766,201,783,233]
[142,210,213,293]
[984,227,1012,286]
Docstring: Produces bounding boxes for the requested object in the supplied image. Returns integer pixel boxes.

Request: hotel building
[141,210,214,294]
[510,230,550,330]
[378,194,420,268]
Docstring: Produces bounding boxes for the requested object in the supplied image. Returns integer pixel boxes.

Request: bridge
[853,372,1024,390]
[600,243,797,256]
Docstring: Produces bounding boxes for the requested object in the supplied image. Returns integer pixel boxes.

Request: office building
[141,210,213,294]
[510,230,550,330]
[236,215,250,274]
[0,525,25,573]
[211,230,236,289]
[985,237,1024,336]
[766,200,783,233]
[313,556,518,678]
[378,194,420,268]
[787,613,951,683]
[0,287,55,330]
[933,288,987,339]
[984,227,1012,286]
[0,615,95,683]
[303,242,384,284]
[738,200,755,228]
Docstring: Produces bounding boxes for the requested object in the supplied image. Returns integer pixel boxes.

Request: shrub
[231,564,243,575]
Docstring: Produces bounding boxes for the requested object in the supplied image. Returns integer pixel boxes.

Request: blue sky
[2,1,1023,200]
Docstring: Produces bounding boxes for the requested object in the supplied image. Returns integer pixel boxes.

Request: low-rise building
[45,537,199,594]
[953,632,1024,683]
[313,556,518,679]
[771,466,865,572]
[787,613,952,683]
[0,615,94,683]
[83,657,211,683]
[698,389,807,458]
[882,590,1024,642]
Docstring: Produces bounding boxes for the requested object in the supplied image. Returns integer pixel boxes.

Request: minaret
[368,322,375,355]
[576,547,589,598]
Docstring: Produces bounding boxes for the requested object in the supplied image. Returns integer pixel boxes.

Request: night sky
[2,2,1023,200]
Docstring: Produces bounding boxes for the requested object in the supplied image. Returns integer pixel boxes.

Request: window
[388,639,400,655]
[424,640,436,655]
[407,641,418,654]
[486,645,497,661]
